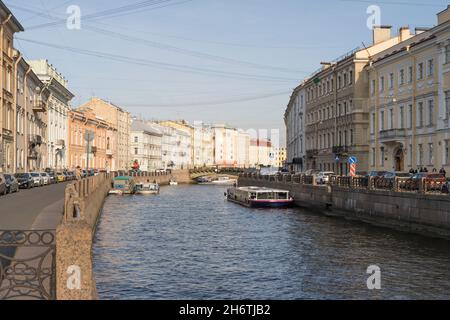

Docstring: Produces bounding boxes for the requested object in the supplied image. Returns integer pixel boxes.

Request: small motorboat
[169,179,178,186]
[109,176,136,195]
[136,183,160,195]
[226,186,294,208]
[212,176,237,186]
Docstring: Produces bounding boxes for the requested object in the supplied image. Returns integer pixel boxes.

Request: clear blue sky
[5,0,449,144]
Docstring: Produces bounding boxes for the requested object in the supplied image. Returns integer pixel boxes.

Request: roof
[0,1,24,32]
[131,120,163,136]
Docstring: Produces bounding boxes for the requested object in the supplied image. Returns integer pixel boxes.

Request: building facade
[302,26,413,175]
[28,59,74,171]
[0,2,23,173]
[193,121,214,168]
[273,147,287,169]
[249,139,273,168]
[68,108,115,170]
[78,98,131,171]
[368,7,450,173]
[285,85,306,172]
[130,120,163,171]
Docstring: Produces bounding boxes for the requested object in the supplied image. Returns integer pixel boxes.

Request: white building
[212,124,239,167]
[249,139,273,168]
[236,129,250,168]
[284,85,306,172]
[193,121,214,168]
[28,60,74,170]
[130,120,163,171]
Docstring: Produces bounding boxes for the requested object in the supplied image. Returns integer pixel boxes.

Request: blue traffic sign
[348,156,358,165]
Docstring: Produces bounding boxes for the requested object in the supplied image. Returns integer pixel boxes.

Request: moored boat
[169,179,178,186]
[136,183,160,195]
[226,186,294,208]
[212,176,237,186]
[109,176,136,195]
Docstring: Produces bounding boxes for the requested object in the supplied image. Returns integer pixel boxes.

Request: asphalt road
[0,182,68,230]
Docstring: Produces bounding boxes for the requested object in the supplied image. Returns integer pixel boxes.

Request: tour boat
[109,176,136,195]
[226,187,294,208]
[212,176,237,186]
[135,183,160,195]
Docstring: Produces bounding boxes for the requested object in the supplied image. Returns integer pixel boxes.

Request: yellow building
[367,6,450,173]
[303,26,413,175]
[78,98,131,171]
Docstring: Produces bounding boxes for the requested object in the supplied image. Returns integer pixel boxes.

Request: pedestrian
[440,168,446,177]
[75,166,82,180]
[424,167,429,173]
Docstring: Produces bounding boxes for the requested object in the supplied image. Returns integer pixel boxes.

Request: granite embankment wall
[55,170,190,300]
[239,176,450,239]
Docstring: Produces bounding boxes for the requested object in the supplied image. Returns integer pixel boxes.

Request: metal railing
[0,230,56,300]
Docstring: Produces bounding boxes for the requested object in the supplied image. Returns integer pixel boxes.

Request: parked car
[81,170,88,179]
[4,174,19,194]
[403,173,446,191]
[368,171,388,177]
[15,173,34,189]
[0,174,7,195]
[56,172,66,183]
[30,172,43,187]
[316,171,335,184]
[40,172,51,185]
[48,171,57,184]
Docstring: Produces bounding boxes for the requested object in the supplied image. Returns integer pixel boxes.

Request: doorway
[394,148,404,172]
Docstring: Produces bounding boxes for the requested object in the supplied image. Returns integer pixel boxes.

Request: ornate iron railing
[0,230,56,300]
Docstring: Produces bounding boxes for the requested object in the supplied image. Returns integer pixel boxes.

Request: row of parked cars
[0,170,79,197]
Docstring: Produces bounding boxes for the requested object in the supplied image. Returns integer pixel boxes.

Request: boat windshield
[256,192,289,200]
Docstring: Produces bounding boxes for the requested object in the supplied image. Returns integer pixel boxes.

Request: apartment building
[285,85,306,172]
[28,60,74,171]
[249,139,273,168]
[303,26,414,175]
[78,98,131,171]
[130,120,163,171]
[368,6,450,172]
[193,121,214,168]
[0,1,23,173]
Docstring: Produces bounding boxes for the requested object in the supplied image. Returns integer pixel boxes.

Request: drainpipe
[23,66,32,172]
[13,52,22,173]
[406,45,417,169]
[0,14,12,172]
[367,61,379,171]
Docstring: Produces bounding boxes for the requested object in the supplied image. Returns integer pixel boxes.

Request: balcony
[106,149,114,156]
[379,129,406,143]
[332,146,349,155]
[306,149,318,159]
[56,139,65,147]
[33,100,47,113]
[29,134,43,147]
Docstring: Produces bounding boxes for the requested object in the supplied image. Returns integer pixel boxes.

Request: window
[418,63,424,80]
[418,102,424,128]
[371,113,375,134]
[371,79,376,96]
[446,91,450,120]
[446,45,450,64]
[389,109,394,129]
[350,129,354,145]
[399,106,405,129]
[134,148,138,155]
[343,73,347,87]
[338,76,342,89]
[134,136,138,143]
[408,144,413,166]
[389,73,394,89]
[428,143,433,165]
[399,69,405,85]
[371,148,376,166]
[380,147,385,166]
[349,71,353,85]
[380,76,385,92]
[408,66,413,83]
[408,104,413,129]
[428,100,434,126]
[418,144,423,166]
[428,59,434,77]
[446,141,450,164]
[380,110,385,130]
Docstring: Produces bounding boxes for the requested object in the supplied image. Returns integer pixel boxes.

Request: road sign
[348,156,358,165]
[350,164,357,177]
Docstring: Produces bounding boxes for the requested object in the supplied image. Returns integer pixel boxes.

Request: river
[93,185,450,300]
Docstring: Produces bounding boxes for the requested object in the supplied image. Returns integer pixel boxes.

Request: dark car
[368,171,388,177]
[0,174,6,195]
[4,174,19,194]
[48,171,57,184]
[14,173,34,189]
[81,170,88,178]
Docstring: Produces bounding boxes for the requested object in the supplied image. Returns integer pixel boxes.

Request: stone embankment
[238,173,450,240]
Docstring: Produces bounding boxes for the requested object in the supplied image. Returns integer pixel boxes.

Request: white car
[30,172,43,187]
[316,171,335,184]
[40,172,51,185]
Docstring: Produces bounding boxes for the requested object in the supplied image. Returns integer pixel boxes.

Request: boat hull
[227,197,294,208]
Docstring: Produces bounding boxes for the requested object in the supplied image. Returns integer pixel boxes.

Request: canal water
[93,185,450,300]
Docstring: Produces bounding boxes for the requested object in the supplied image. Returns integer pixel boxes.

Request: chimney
[399,26,411,41]
[373,26,392,45]
[437,5,450,25]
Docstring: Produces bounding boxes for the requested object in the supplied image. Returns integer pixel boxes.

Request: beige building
[78,98,131,171]
[193,121,214,168]
[273,148,287,169]
[0,1,23,173]
[303,26,414,175]
[368,6,450,173]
